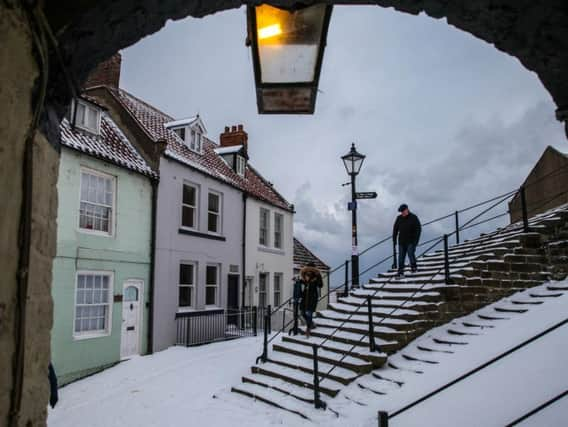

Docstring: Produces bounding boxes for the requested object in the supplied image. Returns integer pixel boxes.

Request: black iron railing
[254,163,568,412]
[176,306,267,347]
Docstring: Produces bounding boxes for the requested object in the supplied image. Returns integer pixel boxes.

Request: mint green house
[51,96,157,384]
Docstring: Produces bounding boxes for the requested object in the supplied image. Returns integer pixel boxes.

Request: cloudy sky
[121,5,566,285]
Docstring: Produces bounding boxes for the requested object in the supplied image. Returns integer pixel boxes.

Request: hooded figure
[299,262,323,336]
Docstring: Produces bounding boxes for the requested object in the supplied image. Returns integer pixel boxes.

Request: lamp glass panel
[256,4,326,83]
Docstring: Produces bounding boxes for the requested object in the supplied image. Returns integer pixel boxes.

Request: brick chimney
[220,124,248,148]
[83,53,122,89]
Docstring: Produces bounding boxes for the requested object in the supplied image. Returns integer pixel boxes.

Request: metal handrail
[316,190,517,391]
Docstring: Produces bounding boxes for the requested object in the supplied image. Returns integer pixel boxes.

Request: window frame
[178,262,197,310]
[73,99,101,135]
[205,264,220,307]
[258,272,269,308]
[236,155,246,177]
[274,213,284,249]
[181,181,199,231]
[73,270,114,340]
[259,208,270,246]
[77,167,116,237]
[273,273,283,307]
[173,127,186,142]
[207,191,222,235]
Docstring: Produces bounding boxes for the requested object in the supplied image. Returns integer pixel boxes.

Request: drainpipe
[147,178,158,354]
[242,192,248,308]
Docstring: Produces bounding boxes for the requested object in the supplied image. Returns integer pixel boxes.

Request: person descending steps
[393,203,422,277]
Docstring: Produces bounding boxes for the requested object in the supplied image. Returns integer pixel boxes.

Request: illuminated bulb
[258,24,282,40]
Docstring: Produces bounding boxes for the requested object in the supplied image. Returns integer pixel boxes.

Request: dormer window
[73,99,101,135]
[236,155,246,177]
[165,116,206,155]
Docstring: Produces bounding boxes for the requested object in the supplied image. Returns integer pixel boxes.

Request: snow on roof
[60,114,157,178]
[214,145,244,155]
[164,116,199,129]
[111,88,293,212]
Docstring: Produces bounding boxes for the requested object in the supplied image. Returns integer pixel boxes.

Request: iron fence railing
[175,306,268,346]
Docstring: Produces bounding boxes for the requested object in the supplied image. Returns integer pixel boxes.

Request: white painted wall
[244,198,294,313]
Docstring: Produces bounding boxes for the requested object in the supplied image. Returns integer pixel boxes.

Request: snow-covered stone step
[242,373,315,403]
[338,296,444,309]
[252,361,343,397]
[327,303,424,319]
[363,282,458,292]
[314,317,412,342]
[318,309,430,330]
[350,289,442,300]
[267,351,360,384]
[309,326,399,351]
[272,341,373,373]
[231,382,310,419]
[281,335,387,367]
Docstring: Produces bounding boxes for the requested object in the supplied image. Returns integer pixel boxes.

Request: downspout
[241,192,248,308]
[147,178,158,354]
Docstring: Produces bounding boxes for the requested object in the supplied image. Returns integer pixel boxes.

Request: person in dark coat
[299,262,323,338]
[393,204,421,276]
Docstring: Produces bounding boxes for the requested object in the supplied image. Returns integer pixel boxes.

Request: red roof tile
[110,88,293,211]
[60,113,157,178]
[293,238,330,271]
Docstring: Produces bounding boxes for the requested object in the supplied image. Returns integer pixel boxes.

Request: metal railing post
[454,210,460,244]
[312,345,326,410]
[292,300,299,336]
[392,240,397,270]
[367,296,377,352]
[256,309,269,364]
[520,186,529,232]
[267,304,272,332]
[344,260,349,297]
[252,306,257,336]
[443,234,450,284]
[378,411,389,427]
[185,317,191,347]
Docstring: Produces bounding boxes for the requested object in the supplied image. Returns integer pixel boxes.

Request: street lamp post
[342,143,366,289]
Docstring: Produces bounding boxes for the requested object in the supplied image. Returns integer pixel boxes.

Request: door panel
[227,275,239,326]
[120,280,142,359]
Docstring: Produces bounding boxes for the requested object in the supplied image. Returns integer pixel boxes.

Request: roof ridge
[247,163,293,209]
[117,87,176,122]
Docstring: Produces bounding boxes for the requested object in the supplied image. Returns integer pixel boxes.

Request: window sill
[258,246,285,256]
[78,228,114,238]
[178,228,226,241]
[73,331,111,341]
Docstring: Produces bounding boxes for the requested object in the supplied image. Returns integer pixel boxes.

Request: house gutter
[241,192,248,307]
[147,177,158,354]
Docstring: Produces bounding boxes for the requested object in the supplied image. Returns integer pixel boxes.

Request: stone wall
[0,3,58,426]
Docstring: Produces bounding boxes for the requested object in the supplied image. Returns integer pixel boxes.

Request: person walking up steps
[299,262,323,338]
[393,203,421,277]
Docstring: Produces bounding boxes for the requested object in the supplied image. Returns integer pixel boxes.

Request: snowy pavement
[49,281,568,427]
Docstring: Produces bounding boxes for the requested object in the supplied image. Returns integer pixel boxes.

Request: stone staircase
[231,204,568,417]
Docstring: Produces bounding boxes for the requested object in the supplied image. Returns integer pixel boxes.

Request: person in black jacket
[299,262,323,338]
[393,204,421,276]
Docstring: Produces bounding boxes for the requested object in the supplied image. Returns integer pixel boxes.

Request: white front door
[120,280,142,359]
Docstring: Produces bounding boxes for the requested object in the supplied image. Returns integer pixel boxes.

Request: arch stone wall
[1,1,567,426]
[43,0,568,140]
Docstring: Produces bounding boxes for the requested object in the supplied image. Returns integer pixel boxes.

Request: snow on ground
[49,280,568,427]
[48,337,307,427]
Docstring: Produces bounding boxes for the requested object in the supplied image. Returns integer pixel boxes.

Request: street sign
[347,201,357,211]
[355,191,378,200]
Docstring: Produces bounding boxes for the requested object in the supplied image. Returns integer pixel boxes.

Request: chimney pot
[220,123,249,148]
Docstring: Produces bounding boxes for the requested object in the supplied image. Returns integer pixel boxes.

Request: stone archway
[1,1,567,425]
